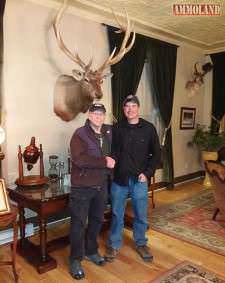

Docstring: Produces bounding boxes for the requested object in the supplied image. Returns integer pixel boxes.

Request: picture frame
[0,178,11,215]
[180,107,196,130]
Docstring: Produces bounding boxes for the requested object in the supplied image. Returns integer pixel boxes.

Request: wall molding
[26,0,225,52]
[174,170,204,185]
[25,0,205,51]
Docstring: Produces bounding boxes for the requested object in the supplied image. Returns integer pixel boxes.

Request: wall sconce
[185,62,213,97]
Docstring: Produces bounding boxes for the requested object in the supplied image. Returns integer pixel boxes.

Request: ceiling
[56,0,225,53]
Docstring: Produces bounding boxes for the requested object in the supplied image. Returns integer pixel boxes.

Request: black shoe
[136,245,154,262]
[85,253,106,266]
[104,246,119,262]
[69,259,85,280]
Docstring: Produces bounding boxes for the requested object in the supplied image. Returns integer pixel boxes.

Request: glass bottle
[58,161,64,180]
[68,148,71,174]
[48,155,59,181]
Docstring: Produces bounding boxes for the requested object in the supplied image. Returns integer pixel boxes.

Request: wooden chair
[205,161,225,220]
[150,175,156,209]
[0,205,19,283]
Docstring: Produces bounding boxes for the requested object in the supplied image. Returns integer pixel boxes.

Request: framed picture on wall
[0,179,11,215]
[180,107,196,130]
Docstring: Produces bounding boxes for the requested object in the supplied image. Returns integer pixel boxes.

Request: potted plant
[188,124,225,186]
[189,124,225,152]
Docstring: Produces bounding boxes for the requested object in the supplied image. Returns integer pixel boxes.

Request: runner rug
[150,261,225,283]
[150,190,225,256]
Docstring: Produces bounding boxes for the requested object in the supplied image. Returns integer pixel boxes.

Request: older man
[69,103,115,280]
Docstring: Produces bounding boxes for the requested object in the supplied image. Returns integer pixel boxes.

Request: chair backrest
[218,146,225,162]
[205,161,225,215]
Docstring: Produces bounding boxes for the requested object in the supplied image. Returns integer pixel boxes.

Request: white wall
[172,44,212,177]
[3,0,112,185]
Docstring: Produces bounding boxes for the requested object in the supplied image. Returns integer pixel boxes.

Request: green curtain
[107,26,147,121]
[0,0,6,125]
[107,27,178,187]
[147,39,177,188]
[210,52,225,132]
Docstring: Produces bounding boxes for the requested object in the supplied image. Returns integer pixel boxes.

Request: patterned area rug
[150,190,225,256]
[150,261,225,283]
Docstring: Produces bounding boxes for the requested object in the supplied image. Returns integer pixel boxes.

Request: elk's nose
[95,88,103,98]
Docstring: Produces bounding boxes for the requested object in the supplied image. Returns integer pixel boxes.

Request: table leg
[39,217,47,262]
[12,220,18,283]
[18,206,25,246]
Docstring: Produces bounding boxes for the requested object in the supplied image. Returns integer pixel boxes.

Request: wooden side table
[0,206,19,283]
[8,185,70,274]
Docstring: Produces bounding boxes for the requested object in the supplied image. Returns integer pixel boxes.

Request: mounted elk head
[185,62,213,97]
[53,0,135,121]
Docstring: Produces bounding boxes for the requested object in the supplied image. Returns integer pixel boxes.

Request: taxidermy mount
[53,0,135,121]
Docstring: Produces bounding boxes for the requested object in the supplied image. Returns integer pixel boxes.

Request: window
[136,61,165,145]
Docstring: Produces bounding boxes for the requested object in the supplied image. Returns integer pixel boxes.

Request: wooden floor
[1,178,225,283]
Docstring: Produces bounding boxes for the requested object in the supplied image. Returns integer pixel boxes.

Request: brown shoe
[104,246,119,262]
[136,245,153,262]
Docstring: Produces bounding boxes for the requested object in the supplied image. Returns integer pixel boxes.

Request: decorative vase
[23,137,40,171]
[201,151,218,187]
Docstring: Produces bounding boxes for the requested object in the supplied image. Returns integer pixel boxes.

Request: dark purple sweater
[70,119,112,188]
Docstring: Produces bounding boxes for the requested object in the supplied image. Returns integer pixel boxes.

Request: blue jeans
[107,177,148,249]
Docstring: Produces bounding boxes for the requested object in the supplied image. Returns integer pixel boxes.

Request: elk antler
[193,62,204,84]
[53,0,135,76]
[97,9,136,74]
[53,0,91,71]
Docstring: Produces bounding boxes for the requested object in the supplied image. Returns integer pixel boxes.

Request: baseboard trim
[150,171,204,191]
[0,223,34,245]
[174,171,204,184]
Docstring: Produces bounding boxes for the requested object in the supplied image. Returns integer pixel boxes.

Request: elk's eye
[84,78,89,82]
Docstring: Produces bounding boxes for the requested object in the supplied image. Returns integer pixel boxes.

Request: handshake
[105,156,116,169]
